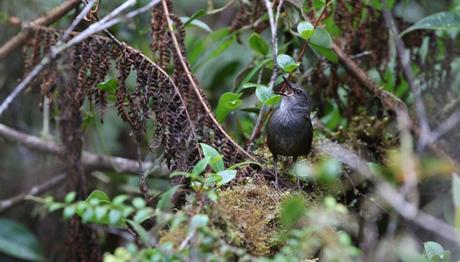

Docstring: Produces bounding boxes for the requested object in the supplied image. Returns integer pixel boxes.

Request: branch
[0,0,81,60]
[315,132,460,244]
[160,0,258,163]
[381,3,430,150]
[0,173,66,213]
[0,123,162,175]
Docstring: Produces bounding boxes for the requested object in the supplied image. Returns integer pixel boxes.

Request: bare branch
[381,3,431,150]
[429,109,460,144]
[0,173,66,213]
[0,123,163,175]
[316,133,460,244]
[0,0,81,60]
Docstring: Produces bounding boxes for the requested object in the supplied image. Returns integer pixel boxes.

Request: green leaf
[400,12,460,37]
[192,157,210,177]
[108,209,123,225]
[133,208,154,223]
[320,101,343,129]
[82,207,95,223]
[48,203,64,212]
[297,21,315,40]
[96,79,118,95]
[127,220,151,246]
[424,241,450,262]
[181,9,206,28]
[255,85,282,106]
[86,190,110,204]
[309,44,339,63]
[189,214,209,232]
[248,33,269,56]
[216,170,237,186]
[309,28,332,48]
[277,54,300,73]
[94,206,109,221]
[64,192,76,204]
[132,197,146,209]
[180,17,212,33]
[313,0,326,9]
[200,143,225,172]
[63,205,76,219]
[280,195,306,229]
[156,185,180,211]
[308,28,338,63]
[215,92,242,123]
[112,195,129,205]
[0,218,44,261]
[265,94,282,106]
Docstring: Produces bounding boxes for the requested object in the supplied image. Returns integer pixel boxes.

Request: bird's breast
[266,109,313,157]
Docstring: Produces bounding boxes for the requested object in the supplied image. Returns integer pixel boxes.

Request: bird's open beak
[277,76,295,96]
[274,91,287,96]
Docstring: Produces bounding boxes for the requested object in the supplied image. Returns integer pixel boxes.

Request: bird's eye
[295,89,302,94]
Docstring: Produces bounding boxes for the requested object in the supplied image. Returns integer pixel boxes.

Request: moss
[159,226,187,249]
[213,181,290,256]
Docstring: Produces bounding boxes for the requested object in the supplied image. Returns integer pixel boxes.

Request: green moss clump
[213,181,290,256]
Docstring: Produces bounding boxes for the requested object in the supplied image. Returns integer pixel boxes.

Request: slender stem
[0,174,66,213]
[246,0,283,147]
[160,0,258,163]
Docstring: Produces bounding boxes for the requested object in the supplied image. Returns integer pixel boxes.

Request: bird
[266,77,313,188]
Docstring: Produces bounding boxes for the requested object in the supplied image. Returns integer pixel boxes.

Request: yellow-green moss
[213,181,290,256]
[159,226,187,249]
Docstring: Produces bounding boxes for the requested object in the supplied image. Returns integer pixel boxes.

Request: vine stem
[246,0,327,146]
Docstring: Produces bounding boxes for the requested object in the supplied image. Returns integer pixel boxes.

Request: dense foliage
[1,0,460,261]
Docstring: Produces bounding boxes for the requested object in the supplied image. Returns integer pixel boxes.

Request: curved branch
[160,0,258,163]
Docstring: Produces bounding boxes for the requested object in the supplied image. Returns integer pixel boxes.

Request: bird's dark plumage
[266,79,313,187]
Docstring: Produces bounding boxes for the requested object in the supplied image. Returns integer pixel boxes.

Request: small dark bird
[266,77,313,187]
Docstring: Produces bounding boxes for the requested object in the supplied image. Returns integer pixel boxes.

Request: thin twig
[206,0,237,15]
[0,173,66,213]
[382,2,431,150]
[0,123,163,175]
[0,0,81,60]
[160,0,258,163]
[429,109,460,144]
[246,0,283,147]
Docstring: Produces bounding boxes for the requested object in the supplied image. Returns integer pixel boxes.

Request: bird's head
[275,77,311,113]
